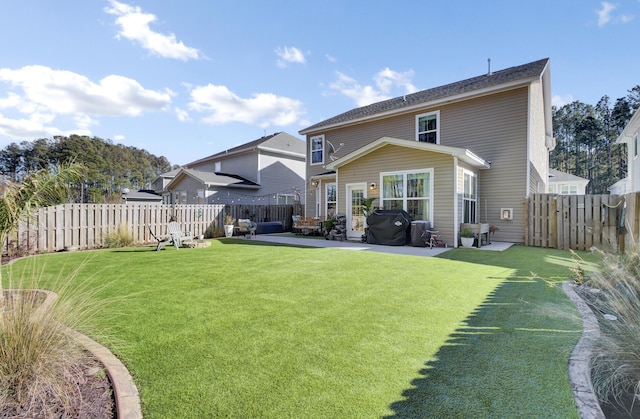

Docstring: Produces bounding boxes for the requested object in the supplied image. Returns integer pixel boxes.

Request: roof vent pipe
[487,58,492,75]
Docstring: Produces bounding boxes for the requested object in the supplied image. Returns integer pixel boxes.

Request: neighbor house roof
[185,132,305,166]
[300,58,549,135]
[325,136,490,170]
[122,190,163,203]
[165,168,260,190]
[548,168,589,183]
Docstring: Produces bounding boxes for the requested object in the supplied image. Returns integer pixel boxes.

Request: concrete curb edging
[562,281,605,419]
[68,329,142,419]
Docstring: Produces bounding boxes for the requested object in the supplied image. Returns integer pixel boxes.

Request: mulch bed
[0,354,115,419]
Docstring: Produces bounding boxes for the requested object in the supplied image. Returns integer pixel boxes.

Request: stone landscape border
[563,281,605,418]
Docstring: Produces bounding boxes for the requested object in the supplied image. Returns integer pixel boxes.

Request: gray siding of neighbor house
[337,145,457,245]
[306,87,531,243]
[171,176,204,205]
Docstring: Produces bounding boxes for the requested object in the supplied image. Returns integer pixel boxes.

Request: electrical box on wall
[500,208,513,220]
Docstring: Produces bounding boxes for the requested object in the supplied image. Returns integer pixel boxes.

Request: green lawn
[2,240,601,418]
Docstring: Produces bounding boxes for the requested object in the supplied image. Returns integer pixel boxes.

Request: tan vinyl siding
[442,88,529,242]
[337,145,457,244]
[305,87,531,242]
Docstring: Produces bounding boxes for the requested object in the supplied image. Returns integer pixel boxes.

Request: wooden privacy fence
[525,193,635,252]
[4,203,296,256]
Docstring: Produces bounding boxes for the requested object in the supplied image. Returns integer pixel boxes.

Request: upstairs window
[416,111,440,144]
[310,135,324,165]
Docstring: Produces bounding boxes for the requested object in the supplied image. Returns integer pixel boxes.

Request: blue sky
[0,1,638,166]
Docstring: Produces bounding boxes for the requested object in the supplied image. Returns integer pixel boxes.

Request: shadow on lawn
[385,248,588,417]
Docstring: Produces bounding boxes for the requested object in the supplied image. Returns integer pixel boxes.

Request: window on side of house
[310,135,324,165]
[463,171,477,223]
[415,111,440,144]
[559,184,578,195]
[634,133,638,159]
[381,169,433,222]
[326,183,336,218]
[277,194,295,205]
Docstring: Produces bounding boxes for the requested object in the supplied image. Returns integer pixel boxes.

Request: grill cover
[366,210,412,245]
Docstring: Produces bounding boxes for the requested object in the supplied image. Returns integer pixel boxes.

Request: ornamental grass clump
[0,257,113,417]
[103,223,133,248]
[582,250,640,415]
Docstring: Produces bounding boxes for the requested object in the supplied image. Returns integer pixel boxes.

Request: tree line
[0,86,639,201]
[0,135,173,203]
[550,86,640,194]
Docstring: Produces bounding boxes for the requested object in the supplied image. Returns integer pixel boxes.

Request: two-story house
[158,132,306,205]
[299,58,554,245]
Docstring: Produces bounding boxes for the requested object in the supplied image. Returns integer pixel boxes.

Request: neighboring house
[152,168,181,204]
[299,58,554,245]
[547,168,589,195]
[158,132,306,205]
[122,189,163,204]
[613,107,640,193]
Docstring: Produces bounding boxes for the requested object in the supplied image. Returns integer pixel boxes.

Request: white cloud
[330,68,417,107]
[597,2,616,26]
[596,2,635,26]
[552,93,575,108]
[175,107,192,122]
[275,46,306,68]
[188,84,305,127]
[325,54,337,63]
[0,65,172,140]
[105,0,202,60]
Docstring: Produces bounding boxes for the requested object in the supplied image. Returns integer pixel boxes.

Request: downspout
[526,86,532,198]
[453,156,459,248]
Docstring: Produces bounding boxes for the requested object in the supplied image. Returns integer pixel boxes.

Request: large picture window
[310,135,324,165]
[463,171,477,223]
[415,111,439,144]
[381,169,433,222]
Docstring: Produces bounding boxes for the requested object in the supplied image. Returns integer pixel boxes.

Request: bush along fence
[3,203,297,257]
[525,193,639,253]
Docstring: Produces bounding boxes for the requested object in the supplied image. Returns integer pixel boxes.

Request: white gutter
[453,156,459,248]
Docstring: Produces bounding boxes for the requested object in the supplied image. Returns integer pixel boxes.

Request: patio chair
[149,226,171,251]
[167,221,193,249]
[235,219,257,238]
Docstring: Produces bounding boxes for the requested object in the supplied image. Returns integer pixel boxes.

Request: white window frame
[415,111,440,144]
[325,182,337,218]
[277,194,295,205]
[462,170,477,223]
[310,135,325,165]
[380,168,434,223]
[559,184,578,195]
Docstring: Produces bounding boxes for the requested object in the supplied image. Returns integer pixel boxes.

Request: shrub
[580,250,640,414]
[103,224,133,248]
[0,257,112,416]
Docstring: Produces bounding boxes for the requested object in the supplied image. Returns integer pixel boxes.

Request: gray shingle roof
[300,58,549,134]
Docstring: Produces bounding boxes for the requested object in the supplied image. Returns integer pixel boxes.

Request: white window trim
[310,134,325,166]
[325,182,337,218]
[415,110,440,144]
[462,169,477,223]
[380,168,434,223]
